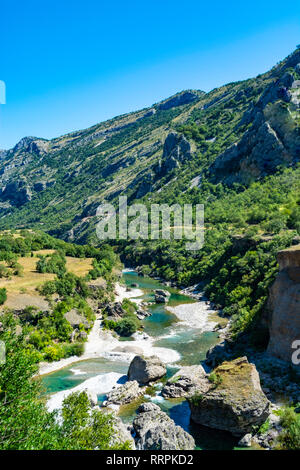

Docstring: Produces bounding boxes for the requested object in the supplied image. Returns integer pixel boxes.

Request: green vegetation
[257,418,270,435]
[188,394,204,407]
[278,406,300,450]
[0,230,118,361]
[0,288,7,305]
[103,298,141,337]
[0,318,130,449]
[36,250,67,276]
[122,165,299,340]
[208,372,222,388]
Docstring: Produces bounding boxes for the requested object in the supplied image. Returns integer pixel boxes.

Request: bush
[36,251,66,276]
[114,317,139,337]
[0,288,7,305]
[278,406,300,450]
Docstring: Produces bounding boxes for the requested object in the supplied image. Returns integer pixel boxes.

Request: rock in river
[162,365,211,398]
[105,380,145,406]
[154,289,171,303]
[132,403,195,450]
[128,355,166,384]
[188,357,270,436]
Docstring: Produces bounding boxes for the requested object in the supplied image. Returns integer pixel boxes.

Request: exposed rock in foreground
[111,416,136,450]
[132,403,195,450]
[267,244,300,362]
[188,357,270,436]
[104,381,145,406]
[128,355,166,384]
[162,365,211,398]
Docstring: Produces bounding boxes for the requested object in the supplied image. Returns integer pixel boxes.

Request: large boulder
[162,365,211,398]
[103,302,126,320]
[105,381,144,406]
[128,355,166,384]
[154,289,171,304]
[267,245,300,362]
[132,403,195,450]
[188,357,270,436]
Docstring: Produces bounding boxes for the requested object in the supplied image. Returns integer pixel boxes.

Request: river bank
[39,278,186,377]
[41,270,231,448]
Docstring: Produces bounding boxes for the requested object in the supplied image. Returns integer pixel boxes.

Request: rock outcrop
[128,355,166,384]
[104,380,144,406]
[111,416,136,449]
[209,56,300,186]
[102,302,126,320]
[132,402,195,450]
[155,132,192,178]
[267,244,300,362]
[158,91,199,111]
[64,309,90,329]
[162,365,211,398]
[1,180,32,206]
[188,357,270,436]
[154,289,171,303]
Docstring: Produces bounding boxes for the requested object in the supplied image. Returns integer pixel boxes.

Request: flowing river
[42,270,241,450]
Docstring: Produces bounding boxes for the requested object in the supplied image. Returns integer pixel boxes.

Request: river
[42,270,241,450]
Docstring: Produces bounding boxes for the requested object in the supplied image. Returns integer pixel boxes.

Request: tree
[0,315,131,450]
[0,288,6,305]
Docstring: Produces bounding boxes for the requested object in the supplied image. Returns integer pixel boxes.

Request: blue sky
[0,0,299,149]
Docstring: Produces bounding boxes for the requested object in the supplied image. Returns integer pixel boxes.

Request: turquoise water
[42,270,240,450]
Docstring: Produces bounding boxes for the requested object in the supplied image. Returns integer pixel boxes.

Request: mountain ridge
[0,48,299,244]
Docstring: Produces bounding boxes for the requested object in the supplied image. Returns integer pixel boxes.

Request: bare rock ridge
[267,244,300,362]
[209,50,300,186]
[157,90,200,110]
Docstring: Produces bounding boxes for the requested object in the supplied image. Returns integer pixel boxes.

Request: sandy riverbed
[166,302,217,331]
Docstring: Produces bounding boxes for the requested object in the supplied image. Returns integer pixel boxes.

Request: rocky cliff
[267,244,300,363]
[209,49,300,186]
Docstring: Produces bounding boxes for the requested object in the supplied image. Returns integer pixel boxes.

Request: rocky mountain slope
[0,49,299,243]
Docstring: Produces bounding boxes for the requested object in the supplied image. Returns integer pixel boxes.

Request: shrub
[278,406,300,450]
[0,288,7,305]
[114,317,139,337]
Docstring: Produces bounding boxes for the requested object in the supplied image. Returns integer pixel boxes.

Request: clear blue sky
[0,0,299,149]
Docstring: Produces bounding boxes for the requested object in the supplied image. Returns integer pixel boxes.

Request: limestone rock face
[188,357,270,436]
[111,416,136,450]
[208,55,300,186]
[105,381,144,406]
[267,245,300,362]
[155,132,192,178]
[158,91,199,111]
[1,180,32,206]
[132,402,195,450]
[128,355,166,384]
[162,365,211,398]
[163,132,191,161]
